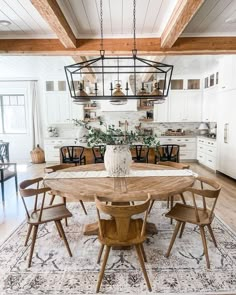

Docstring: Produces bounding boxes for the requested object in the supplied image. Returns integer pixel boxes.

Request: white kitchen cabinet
[197,137,217,170]
[160,137,196,161]
[202,88,218,122]
[169,90,202,122]
[44,138,77,162]
[219,56,236,91]
[217,89,236,179]
[45,93,71,125]
[71,103,84,121]
[154,102,169,122]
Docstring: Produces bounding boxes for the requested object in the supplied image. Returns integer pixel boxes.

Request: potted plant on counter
[73,119,159,177]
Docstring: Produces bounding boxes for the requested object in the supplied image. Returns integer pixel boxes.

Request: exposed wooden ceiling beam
[161,0,204,49]
[72,56,96,83]
[142,56,165,82]
[31,0,76,48]
[1,37,236,55]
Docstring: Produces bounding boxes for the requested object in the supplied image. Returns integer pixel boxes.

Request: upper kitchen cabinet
[44,80,83,124]
[154,101,169,122]
[169,90,202,122]
[45,92,71,124]
[219,56,236,90]
[202,87,218,122]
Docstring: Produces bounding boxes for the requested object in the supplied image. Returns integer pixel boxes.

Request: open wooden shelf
[137,106,154,111]
[139,118,153,122]
[84,106,98,110]
[83,118,99,122]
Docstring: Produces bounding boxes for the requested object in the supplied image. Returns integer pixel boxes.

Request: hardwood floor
[0,162,236,244]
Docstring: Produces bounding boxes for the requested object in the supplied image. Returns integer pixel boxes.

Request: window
[204,77,209,88]
[210,74,214,87]
[187,79,200,89]
[0,95,27,134]
[171,79,184,89]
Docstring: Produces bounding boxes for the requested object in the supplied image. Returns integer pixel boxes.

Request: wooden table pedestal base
[83,221,158,236]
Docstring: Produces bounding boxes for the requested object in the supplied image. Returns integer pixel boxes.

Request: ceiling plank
[31,0,76,48]
[1,37,236,55]
[161,0,205,49]
[72,56,96,83]
[142,56,165,82]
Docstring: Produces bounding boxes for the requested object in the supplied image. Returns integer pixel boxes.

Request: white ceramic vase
[104,145,132,177]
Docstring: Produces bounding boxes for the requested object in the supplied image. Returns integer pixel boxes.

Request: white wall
[0,56,73,162]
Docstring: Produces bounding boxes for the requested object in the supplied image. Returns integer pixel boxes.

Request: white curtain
[30,81,43,149]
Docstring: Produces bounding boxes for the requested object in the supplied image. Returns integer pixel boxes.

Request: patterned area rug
[0,202,236,295]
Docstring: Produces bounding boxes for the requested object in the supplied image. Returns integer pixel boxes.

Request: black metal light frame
[65,0,173,104]
[65,50,173,102]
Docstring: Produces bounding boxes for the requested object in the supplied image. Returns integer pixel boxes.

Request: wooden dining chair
[44,164,87,222]
[148,161,190,215]
[92,145,106,163]
[0,161,18,203]
[131,145,149,163]
[60,146,86,165]
[95,195,152,293]
[155,144,180,164]
[19,177,73,267]
[165,176,221,269]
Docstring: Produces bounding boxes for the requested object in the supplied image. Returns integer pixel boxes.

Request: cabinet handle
[208,150,212,152]
[208,160,212,163]
[53,145,61,148]
[179,144,187,147]
[224,123,229,143]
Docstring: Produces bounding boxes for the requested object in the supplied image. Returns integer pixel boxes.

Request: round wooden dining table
[44,162,194,202]
[44,163,195,235]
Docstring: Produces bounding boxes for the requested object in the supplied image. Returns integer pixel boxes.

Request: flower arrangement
[73,119,159,147]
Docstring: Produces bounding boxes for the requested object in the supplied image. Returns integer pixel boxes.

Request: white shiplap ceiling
[0,0,56,39]
[56,0,178,38]
[182,0,236,37]
[0,0,236,40]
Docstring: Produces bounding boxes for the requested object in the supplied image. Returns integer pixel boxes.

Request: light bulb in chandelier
[137,82,150,96]
[110,83,127,105]
[148,82,165,104]
[74,82,90,105]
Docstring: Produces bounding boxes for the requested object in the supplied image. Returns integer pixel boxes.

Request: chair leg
[200,226,210,269]
[148,200,155,214]
[56,220,72,257]
[165,221,181,258]
[49,195,56,205]
[97,244,104,264]
[167,196,170,209]
[135,244,152,292]
[179,222,186,239]
[180,193,186,204]
[1,182,4,203]
[140,243,147,262]
[170,195,174,224]
[15,175,18,195]
[25,224,33,246]
[80,200,87,215]
[55,221,62,238]
[96,245,111,293]
[207,224,217,248]
[28,225,38,268]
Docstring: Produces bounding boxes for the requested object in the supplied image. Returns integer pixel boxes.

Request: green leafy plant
[73,119,159,147]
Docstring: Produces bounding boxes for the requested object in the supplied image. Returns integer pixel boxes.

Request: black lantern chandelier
[65,0,173,105]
